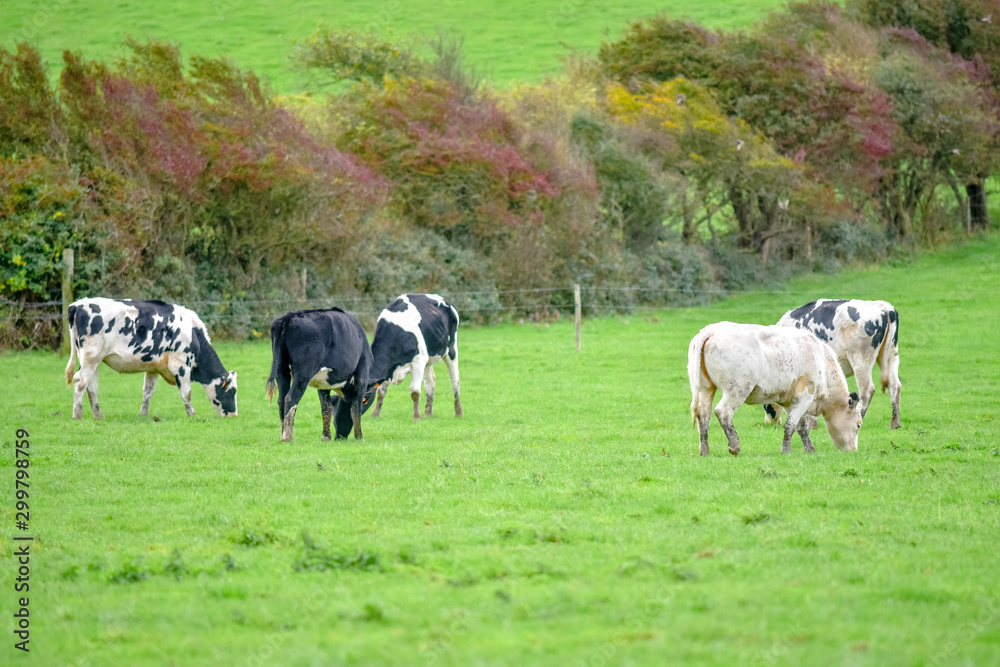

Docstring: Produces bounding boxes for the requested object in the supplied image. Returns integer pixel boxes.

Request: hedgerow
[2,0,998,348]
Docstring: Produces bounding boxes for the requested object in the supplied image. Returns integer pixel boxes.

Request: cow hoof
[890,420,901,430]
[728,447,739,456]
[322,434,331,442]
[413,414,422,421]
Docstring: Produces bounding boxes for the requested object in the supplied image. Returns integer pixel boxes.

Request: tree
[850,0,1000,228]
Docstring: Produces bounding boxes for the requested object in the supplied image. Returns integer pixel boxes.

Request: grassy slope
[1,0,790,92]
[1,234,998,665]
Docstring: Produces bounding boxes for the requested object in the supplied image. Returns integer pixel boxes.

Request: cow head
[825,391,862,451]
[206,371,239,417]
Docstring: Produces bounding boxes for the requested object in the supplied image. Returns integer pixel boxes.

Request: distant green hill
[1,0,790,93]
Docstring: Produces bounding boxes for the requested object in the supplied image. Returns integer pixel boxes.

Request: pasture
[1,0,791,92]
[1,234,999,665]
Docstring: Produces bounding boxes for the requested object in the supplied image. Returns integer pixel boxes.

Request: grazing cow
[688,322,862,456]
[764,299,901,429]
[265,308,372,442]
[364,293,463,420]
[64,298,238,419]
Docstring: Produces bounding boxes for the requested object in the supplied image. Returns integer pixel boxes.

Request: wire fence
[1,283,821,348]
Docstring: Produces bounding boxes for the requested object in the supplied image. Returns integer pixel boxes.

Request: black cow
[364,293,463,420]
[265,308,373,442]
[65,297,238,419]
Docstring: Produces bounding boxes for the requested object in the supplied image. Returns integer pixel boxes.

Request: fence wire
[3,284,814,329]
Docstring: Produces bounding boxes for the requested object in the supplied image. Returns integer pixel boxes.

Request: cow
[763,299,901,429]
[688,322,863,456]
[265,307,373,442]
[64,298,238,419]
[364,293,463,421]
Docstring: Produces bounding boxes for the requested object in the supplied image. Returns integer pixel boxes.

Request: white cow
[765,299,901,429]
[65,298,237,419]
[688,322,862,456]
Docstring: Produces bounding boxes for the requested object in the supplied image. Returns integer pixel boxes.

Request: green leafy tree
[850,0,1000,227]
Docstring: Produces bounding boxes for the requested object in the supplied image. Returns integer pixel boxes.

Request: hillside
[1,0,791,92]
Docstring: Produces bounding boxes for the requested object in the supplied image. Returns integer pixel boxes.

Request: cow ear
[374,383,380,389]
[848,392,859,409]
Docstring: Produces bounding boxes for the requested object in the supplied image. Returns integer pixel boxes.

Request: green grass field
[1,0,791,92]
[2,233,998,665]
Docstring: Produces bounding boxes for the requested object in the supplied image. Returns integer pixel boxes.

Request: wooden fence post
[61,248,74,355]
[574,283,581,352]
[805,223,813,266]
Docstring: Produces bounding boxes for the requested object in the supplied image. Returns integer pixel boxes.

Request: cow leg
[370,384,388,418]
[281,379,309,442]
[319,390,334,441]
[443,350,462,417]
[796,419,816,453]
[274,365,292,422]
[888,383,901,430]
[71,368,89,420]
[780,416,796,454]
[140,372,158,417]
[693,388,714,456]
[175,376,197,417]
[409,357,428,421]
[423,365,436,417]
[783,398,815,454]
[714,389,748,456]
[845,354,876,419]
[351,398,364,440]
[881,351,902,430]
[77,361,104,420]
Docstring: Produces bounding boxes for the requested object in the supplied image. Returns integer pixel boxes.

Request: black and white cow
[689,321,863,456]
[265,307,373,442]
[365,293,462,420]
[64,298,238,419]
[764,299,901,429]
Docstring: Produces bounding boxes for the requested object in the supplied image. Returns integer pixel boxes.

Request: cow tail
[64,304,78,385]
[879,309,899,393]
[687,329,714,428]
[265,314,289,404]
[446,303,460,361]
